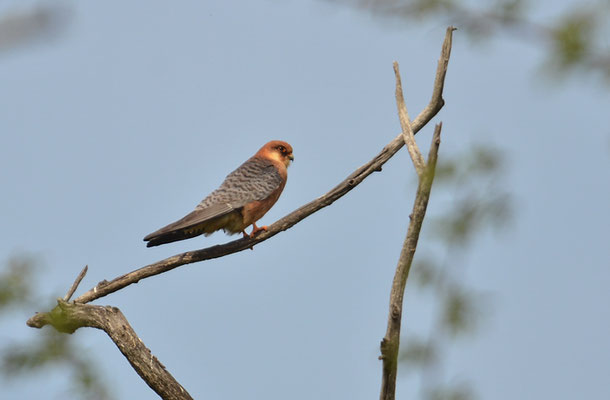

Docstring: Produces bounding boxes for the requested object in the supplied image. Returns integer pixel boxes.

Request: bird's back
[143,156,285,247]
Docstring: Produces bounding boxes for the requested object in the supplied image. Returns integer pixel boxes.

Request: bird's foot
[249,223,268,238]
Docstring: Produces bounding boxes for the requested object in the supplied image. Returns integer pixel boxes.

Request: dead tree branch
[26,26,455,400]
[379,116,443,399]
[70,26,455,306]
[394,62,426,175]
[63,265,88,302]
[27,300,193,400]
[29,266,193,400]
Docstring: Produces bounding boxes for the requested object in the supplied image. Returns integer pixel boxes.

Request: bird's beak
[288,154,294,161]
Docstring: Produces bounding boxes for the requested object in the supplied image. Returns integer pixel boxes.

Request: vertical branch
[377,27,454,400]
[379,123,443,400]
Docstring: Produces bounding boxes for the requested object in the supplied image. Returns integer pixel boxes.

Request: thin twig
[63,265,88,302]
[379,123,443,400]
[68,26,455,306]
[27,300,193,400]
[394,61,425,175]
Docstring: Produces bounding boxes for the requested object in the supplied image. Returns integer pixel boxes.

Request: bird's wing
[197,157,284,209]
[144,158,283,240]
[142,203,235,240]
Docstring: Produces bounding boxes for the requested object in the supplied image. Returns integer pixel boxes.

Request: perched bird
[143,140,293,247]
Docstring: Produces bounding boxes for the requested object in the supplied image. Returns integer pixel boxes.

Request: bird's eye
[277,146,286,153]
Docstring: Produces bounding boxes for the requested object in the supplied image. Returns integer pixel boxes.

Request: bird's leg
[242,229,255,250]
[249,223,268,238]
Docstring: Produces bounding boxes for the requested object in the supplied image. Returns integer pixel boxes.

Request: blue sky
[2,1,609,399]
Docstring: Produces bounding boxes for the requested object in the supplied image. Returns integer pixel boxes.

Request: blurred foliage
[330,0,610,80]
[0,3,71,54]
[551,11,595,67]
[1,3,96,396]
[430,145,511,246]
[441,286,479,337]
[401,144,510,399]
[427,382,475,400]
[0,256,36,311]
[325,1,605,393]
[0,257,113,400]
[400,337,437,369]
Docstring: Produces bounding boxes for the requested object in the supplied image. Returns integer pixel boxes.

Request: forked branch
[378,28,454,400]
[70,26,456,306]
[26,26,455,400]
[27,300,193,400]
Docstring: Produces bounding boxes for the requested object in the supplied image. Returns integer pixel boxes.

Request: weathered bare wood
[394,61,425,175]
[27,300,193,400]
[71,26,456,306]
[379,123,443,400]
[63,265,88,302]
[377,29,454,398]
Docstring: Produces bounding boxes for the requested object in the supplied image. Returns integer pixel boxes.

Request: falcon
[144,140,293,247]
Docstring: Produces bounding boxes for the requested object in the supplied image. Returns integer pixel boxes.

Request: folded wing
[143,158,283,247]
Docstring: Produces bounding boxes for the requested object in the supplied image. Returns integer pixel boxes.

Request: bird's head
[258,140,294,168]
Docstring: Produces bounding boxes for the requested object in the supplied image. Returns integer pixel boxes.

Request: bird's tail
[143,223,206,247]
[144,231,192,247]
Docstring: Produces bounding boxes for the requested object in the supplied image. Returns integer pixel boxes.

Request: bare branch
[427,123,442,173]
[63,265,88,302]
[413,26,455,130]
[27,300,193,400]
[394,61,425,175]
[24,26,454,400]
[379,123,443,400]
[69,26,455,306]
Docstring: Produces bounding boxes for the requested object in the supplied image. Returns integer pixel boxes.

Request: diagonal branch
[70,26,455,306]
[379,123,443,400]
[27,300,193,400]
[394,61,425,175]
[63,265,87,302]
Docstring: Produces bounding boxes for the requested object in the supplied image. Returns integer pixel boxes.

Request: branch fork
[26,26,456,400]
[379,26,454,400]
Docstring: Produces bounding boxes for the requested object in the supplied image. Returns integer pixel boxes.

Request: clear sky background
[1,1,609,399]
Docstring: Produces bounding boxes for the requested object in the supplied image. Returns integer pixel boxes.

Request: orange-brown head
[255,140,294,168]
